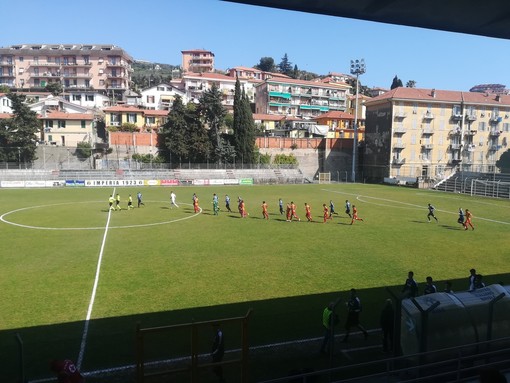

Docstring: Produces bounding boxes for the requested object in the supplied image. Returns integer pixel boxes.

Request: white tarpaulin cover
[308,125,329,136]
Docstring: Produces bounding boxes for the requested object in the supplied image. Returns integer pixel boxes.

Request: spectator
[211,324,225,382]
[402,271,418,298]
[474,274,486,289]
[469,268,477,291]
[423,276,437,295]
[50,359,84,383]
[320,301,339,354]
[342,289,368,342]
[380,299,394,353]
[444,281,454,294]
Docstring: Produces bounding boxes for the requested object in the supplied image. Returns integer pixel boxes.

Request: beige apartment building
[0,44,133,95]
[254,77,351,118]
[181,49,214,73]
[364,87,510,183]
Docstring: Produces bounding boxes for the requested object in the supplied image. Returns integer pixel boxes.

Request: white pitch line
[322,189,510,225]
[76,188,116,369]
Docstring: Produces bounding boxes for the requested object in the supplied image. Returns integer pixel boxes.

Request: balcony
[422,127,434,135]
[464,144,476,152]
[490,115,502,124]
[465,114,477,121]
[450,128,462,136]
[422,112,434,120]
[489,130,501,137]
[464,130,477,136]
[391,157,405,165]
[394,111,407,119]
[488,144,500,151]
[393,126,406,134]
[451,113,463,121]
[107,73,126,79]
[450,143,462,150]
[422,143,433,150]
[448,158,462,165]
[62,73,92,78]
[393,143,405,150]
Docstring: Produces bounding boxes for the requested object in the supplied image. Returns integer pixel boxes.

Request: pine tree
[278,53,293,76]
[0,94,40,163]
[391,75,403,89]
[198,83,226,164]
[233,77,256,164]
[159,96,189,164]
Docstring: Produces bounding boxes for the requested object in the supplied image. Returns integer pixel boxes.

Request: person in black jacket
[380,299,395,353]
[211,324,225,382]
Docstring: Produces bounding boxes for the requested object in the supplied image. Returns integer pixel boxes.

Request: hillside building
[364,87,510,183]
[181,49,214,73]
[0,44,133,100]
[254,77,351,118]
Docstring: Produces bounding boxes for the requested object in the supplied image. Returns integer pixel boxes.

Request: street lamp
[350,58,366,182]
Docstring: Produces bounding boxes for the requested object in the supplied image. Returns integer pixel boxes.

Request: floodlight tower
[350,58,366,183]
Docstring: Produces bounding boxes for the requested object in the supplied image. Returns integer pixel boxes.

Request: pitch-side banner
[85,180,145,187]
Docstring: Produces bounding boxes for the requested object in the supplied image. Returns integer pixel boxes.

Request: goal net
[471,179,510,199]
[318,172,331,184]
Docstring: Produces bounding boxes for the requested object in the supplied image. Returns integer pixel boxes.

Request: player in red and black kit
[50,359,84,383]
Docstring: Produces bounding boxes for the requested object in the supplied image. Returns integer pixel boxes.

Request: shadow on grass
[3,273,509,383]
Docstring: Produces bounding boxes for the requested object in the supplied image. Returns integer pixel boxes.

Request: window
[439,121,445,131]
[72,94,81,101]
[503,123,510,132]
[81,120,86,129]
[453,105,461,115]
[85,80,90,88]
[157,86,164,91]
[85,95,94,101]
[412,103,418,114]
[127,113,137,123]
[440,104,445,116]
[34,68,39,75]
[146,116,155,125]
[147,95,155,103]
[410,150,415,161]
[439,135,443,145]
[411,134,416,145]
[478,121,486,131]
[45,120,53,128]
[58,120,66,128]
[19,57,24,62]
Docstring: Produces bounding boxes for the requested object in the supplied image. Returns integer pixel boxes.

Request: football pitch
[1,183,509,381]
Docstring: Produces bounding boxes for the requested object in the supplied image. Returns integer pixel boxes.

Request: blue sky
[2,0,509,91]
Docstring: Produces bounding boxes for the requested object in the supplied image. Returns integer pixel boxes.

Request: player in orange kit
[261,201,269,220]
[323,204,330,223]
[304,202,313,222]
[464,209,474,230]
[350,205,364,224]
[290,201,300,221]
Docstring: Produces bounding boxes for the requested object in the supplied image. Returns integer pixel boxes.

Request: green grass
[0,184,509,381]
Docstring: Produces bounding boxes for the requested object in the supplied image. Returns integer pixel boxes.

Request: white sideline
[76,188,115,369]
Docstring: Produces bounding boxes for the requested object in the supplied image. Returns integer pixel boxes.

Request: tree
[198,83,227,164]
[391,75,403,89]
[0,94,40,163]
[278,53,293,76]
[233,77,256,164]
[159,96,189,164]
[496,149,510,173]
[45,82,63,96]
[254,57,275,72]
[406,80,417,88]
[76,142,92,159]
